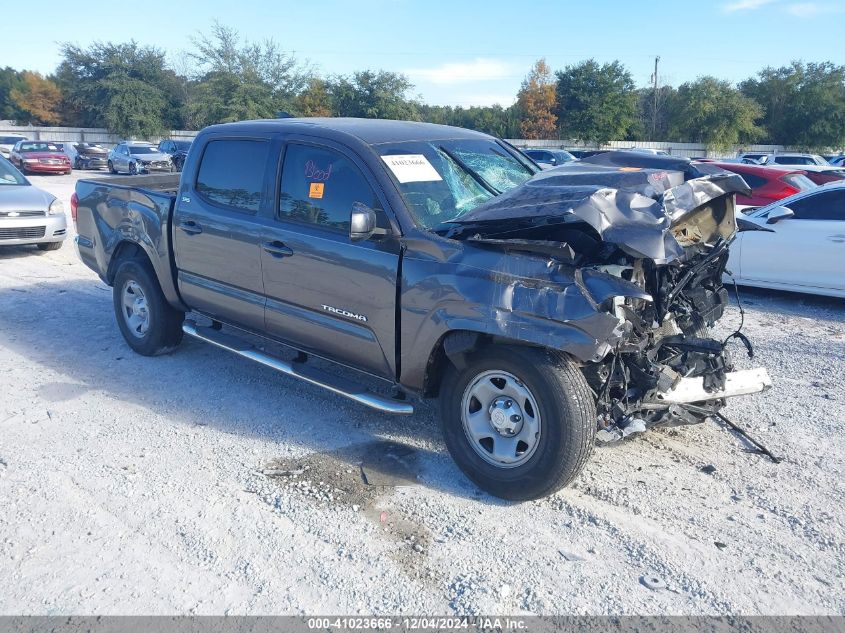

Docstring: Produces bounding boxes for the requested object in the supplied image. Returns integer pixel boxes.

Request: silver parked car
[108,142,172,175]
[0,155,67,251]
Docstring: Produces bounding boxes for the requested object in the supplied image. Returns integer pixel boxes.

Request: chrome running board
[182,321,414,415]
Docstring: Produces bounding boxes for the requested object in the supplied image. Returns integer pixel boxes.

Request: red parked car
[9,140,72,175]
[705,162,816,210]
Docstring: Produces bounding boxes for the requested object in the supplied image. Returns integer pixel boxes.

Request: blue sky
[5,0,843,106]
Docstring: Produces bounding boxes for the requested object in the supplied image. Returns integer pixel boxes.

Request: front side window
[278,144,379,233]
[788,190,845,220]
[196,139,269,212]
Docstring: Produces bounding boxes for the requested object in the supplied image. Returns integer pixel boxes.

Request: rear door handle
[828,234,845,243]
[178,220,202,235]
[262,241,294,258]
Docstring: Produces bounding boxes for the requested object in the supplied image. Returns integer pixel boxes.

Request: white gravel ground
[0,172,843,615]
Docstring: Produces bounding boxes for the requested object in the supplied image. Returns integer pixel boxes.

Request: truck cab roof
[201,117,492,147]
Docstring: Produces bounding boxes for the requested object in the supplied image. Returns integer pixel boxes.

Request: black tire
[74,157,82,170]
[439,345,596,501]
[128,162,137,176]
[108,160,116,174]
[36,242,63,251]
[112,259,184,356]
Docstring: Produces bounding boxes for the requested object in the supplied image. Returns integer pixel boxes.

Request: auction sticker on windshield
[381,154,442,183]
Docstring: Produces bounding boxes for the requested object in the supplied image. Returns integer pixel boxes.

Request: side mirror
[549,158,557,166]
[766,206,794,224]
[350,202,378,241]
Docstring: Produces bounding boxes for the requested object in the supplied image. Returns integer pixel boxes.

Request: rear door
[740,188,845,292]
[260,137,401,378]
[172,137,274,330]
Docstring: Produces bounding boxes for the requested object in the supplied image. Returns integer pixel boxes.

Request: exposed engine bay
[445,151,773,440]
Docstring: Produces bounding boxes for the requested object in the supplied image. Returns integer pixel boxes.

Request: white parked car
[728,183,845,298]
[758,153,830,167]
[0,135,27,158]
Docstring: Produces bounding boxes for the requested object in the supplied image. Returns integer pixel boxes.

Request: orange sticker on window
[309,182,325,199]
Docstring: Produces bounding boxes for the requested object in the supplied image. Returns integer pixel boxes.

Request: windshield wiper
[438,146,501,196]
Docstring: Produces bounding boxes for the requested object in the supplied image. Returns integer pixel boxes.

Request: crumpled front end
[450,152,772,438]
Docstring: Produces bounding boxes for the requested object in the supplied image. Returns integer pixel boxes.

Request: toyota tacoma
[73,118,771,500]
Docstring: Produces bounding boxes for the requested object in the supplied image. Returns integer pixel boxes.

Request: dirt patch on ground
[262,441,439,583]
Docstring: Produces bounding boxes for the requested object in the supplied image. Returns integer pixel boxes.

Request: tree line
[2,23,844,150]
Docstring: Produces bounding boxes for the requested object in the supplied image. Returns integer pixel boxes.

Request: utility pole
[651,56,660,141]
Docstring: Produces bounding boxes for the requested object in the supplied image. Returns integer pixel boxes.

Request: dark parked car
[565,149,606,159]
[706,162,816,210]
[74,119,770,500]
[522,148,575,168]
[64,142,110,170]
[157,139,193,171]
[9,140,71,175]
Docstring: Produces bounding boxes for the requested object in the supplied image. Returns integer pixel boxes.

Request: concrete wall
[0,123,794,158]
[0,124,198,147]
[505,138,791,159]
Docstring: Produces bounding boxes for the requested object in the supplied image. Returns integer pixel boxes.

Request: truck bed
[79,173,181,195]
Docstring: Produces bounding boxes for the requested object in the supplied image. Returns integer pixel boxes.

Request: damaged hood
[453,152,751,264]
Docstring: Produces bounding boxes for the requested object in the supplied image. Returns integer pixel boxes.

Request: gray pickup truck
[73,118,771,500]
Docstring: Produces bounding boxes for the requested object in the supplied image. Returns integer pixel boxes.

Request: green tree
[670,77,762,150]
[633,85,676,142]
[741,61,845,149]
[554,60,637,144]
[516,59,557,139]
[188,22,307,127]
[0,67,27,121]
[56,41,183,136]
[327,70,420,120]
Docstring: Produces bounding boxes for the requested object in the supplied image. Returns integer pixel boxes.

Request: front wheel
[108,160,116,174]
[128,162,137,175]
[439,345,596,501]
[112,259,184,356]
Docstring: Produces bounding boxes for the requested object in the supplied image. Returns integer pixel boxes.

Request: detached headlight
[48,199,64,215]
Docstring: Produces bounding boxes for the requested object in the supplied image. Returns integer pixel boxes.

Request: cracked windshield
[378,139,537,229]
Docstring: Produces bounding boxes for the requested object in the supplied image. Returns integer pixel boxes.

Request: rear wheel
[37,242,62,251]
[439,345,596,501]
[112,259,184,356]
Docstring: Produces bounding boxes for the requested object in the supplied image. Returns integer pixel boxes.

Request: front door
[740,188,845,293]
[261,139,400,378]
[172,137,273,330]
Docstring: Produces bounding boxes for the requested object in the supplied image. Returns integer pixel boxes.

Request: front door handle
[262,241,294,258]
[828,234,845,243]
[178,220,202,235]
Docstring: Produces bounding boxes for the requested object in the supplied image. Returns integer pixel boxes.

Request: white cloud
[420,93,517,108]
[404,58,515,85]
[785,2,842,16]
[722,0,777,11]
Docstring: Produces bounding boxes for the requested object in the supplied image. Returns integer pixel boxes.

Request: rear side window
[741,173,767,188]
[788,189,845,220]
[278,143,379,232]
[196,139,269,212]
[775,156,812,165]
